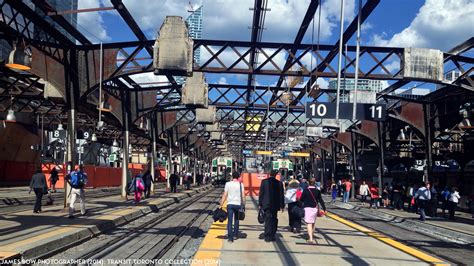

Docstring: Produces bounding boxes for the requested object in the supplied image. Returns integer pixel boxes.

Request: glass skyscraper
[186,5,203,65]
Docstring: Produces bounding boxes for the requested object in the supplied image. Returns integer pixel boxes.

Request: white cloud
[316,77,329,89]
[380,80,390,90]
[217,77,227,84]
[77,0,111,43]
[372,0,474,51]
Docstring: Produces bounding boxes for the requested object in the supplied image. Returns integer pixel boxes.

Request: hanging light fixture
[5,40,31,71]
[5,96,16,122]
[112,139,118,147]
[57,123,64,131]
[91,133,98,142]
[397,128,406,141]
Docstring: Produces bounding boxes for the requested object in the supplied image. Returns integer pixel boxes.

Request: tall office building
[176,5,203,85]
[186,5,203,65]
[328,78,383,102]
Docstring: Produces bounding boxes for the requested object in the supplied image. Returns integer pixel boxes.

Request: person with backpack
[66,165,88,219]
[142,167,153,199]
[29,167,48,213]
[129,174,145,204]
[285,179,302,233]
[299,178,326,244]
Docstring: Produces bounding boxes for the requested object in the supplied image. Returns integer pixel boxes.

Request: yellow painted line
[0,251,20,260]
[326,212,448,265]
[192,201,227,266]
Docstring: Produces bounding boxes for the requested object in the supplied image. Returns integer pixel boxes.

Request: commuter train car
[211,157,233,180]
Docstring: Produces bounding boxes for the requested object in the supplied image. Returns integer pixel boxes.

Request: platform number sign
[306,102,386,121]
[77,130,90,140]
[53,129,66,139]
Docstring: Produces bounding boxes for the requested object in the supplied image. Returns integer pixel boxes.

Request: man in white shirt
[448,187,460,220]
[359,181,369,206]
[220,172,245,242]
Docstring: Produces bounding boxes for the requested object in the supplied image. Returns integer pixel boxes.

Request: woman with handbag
[285,179,302,233]
[220,172,245,243]
[299,178,326,244]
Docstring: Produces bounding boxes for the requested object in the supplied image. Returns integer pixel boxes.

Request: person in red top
[369,183,380,209]
[343,179,352,203]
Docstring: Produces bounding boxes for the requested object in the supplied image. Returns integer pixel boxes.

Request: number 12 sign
[306,102,386,121]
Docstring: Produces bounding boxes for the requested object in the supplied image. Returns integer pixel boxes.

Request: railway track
[46,188,221,264]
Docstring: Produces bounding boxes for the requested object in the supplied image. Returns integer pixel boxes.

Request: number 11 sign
[306,102,387,121]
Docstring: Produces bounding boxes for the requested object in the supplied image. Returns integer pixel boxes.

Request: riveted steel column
[150,115,156,195]
[121,89,130,198]
[377,121,384,193]
[423,103,433,183]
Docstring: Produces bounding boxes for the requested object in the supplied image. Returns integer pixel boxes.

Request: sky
[75,0,474,92]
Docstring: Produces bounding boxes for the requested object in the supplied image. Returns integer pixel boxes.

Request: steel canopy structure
[1,0,473,189]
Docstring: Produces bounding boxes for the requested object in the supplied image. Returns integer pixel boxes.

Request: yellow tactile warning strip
[192,203,227,266]
[0,195,183,256]
[326,212,448,266]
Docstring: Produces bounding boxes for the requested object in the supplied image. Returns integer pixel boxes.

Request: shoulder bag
[238,182,246,220]
[308,189,326,217]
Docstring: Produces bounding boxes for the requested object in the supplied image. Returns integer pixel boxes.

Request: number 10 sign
[306,102,386,121]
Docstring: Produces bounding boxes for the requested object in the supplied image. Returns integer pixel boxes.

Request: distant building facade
[328,78,383,102]
[186,5,203,64]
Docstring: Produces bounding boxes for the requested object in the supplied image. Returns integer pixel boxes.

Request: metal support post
[63,48,78,209]
[377,121,384,193]
[350,131,357,199]
[193,154,197,186]
[423,103,432,183]
[352,0,362,121]
[121,89,130,198]
[321,151,326,189]
[331,141,337,181]
[335,0,345,122]
[167,130,172,189]
[150,116,157,195]
[179,141,184,186]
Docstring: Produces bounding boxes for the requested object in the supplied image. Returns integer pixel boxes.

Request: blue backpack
[70,171,86,188]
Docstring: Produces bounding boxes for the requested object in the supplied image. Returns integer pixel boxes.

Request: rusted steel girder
[332,132,353,152]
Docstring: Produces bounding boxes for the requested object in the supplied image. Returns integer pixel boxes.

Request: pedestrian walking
[29,167,47,213]
[448,187,460,220]
[467,195,474,218]
[343,179,351,203]
[220,172,245,242]
[392,183,403,210]
[300,178,309,191]
[382,183,390,208]
[285,179,302,233]
[49,166,59,193]
[359,181,369,206]
[369,184,380,209]
[441,186,450,215]
[258,170,285,242]
[170,172,178,193]
[299,178,326,244]
[66,165,88,219]
[429,184,438,217]
[142,166,153,198]
[129,174,145,204]
[414,182,431,221]
[331,181,338,203]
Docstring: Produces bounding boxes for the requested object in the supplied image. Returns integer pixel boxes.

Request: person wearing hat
[259,169,285,242]
[285,179,302,233]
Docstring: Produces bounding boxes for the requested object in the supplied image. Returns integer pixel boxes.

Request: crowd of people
[219,170,326,245]
[346,180,465,221]
[30,164,209,217]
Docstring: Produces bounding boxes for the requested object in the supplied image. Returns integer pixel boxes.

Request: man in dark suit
[259,169,285,242]
[29,167,48,213]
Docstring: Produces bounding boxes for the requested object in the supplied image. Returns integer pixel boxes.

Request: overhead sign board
[306,102,386,121]
[254,150,272,155]
[289,152,310,157]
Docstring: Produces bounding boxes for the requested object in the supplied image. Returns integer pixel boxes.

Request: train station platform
[192,198,448,266]
[0,184,212,261]
[333,197,474,244]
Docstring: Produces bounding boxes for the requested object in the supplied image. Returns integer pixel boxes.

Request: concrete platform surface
[0,185,212,260]
[341,197,474,238]
[193,198,448,266]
